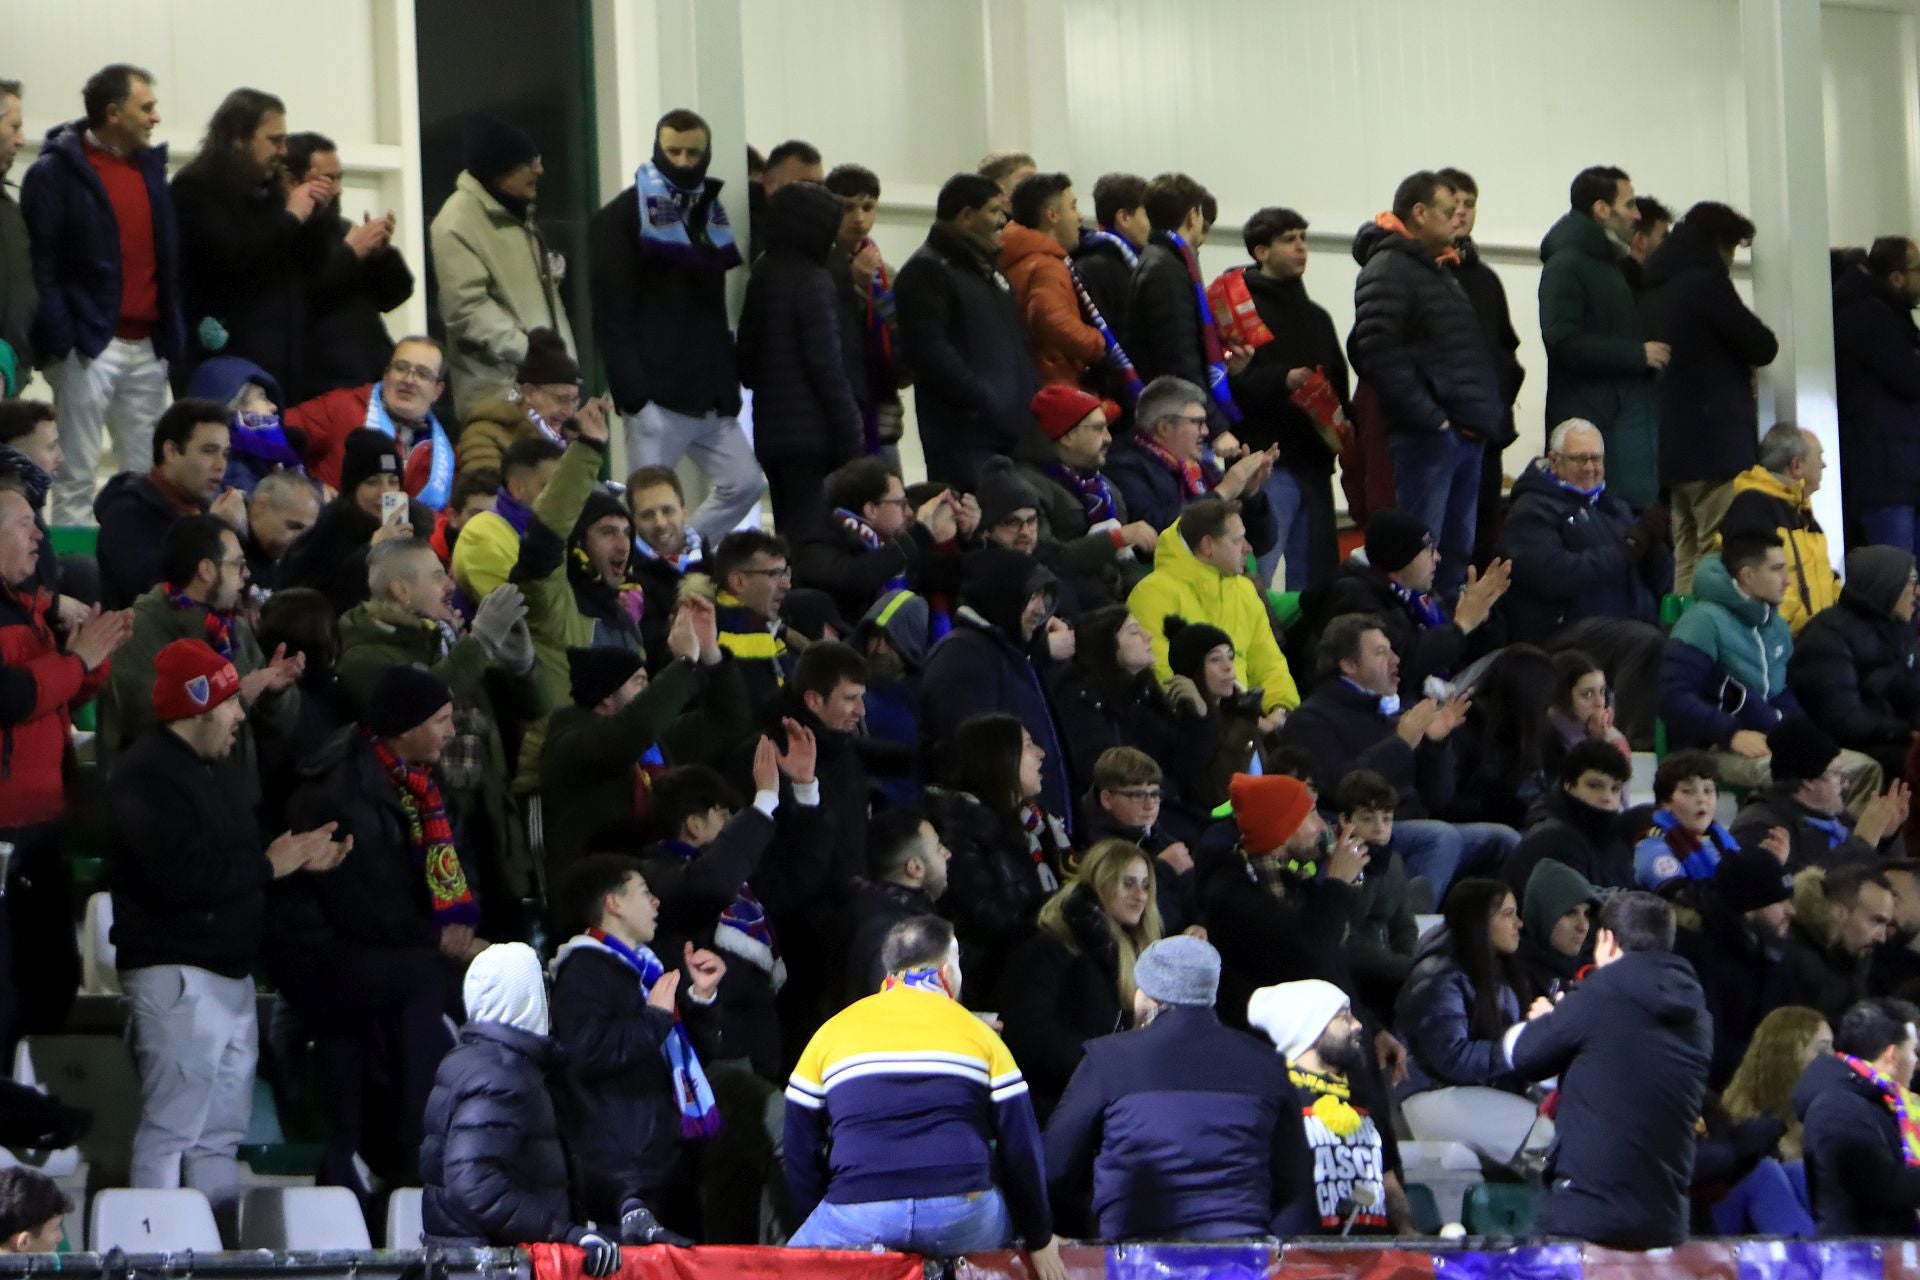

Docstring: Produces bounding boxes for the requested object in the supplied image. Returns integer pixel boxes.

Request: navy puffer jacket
[1346,223,1503,438]
[738,182,862,464]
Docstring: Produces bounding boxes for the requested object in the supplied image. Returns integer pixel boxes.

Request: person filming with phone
[281,427,433,615]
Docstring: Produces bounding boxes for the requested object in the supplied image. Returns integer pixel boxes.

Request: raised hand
[751,735,779,795]
[667,601,700,662]
[684,942,726,1001]
[1427,694,1472,741]
[68,606,133,671]
[1454,558,1511,634]
[916,489,956,542]
[777,717,818,784]
[1394,697,1441,747]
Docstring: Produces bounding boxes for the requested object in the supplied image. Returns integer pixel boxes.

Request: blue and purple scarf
[574,929,722,1140]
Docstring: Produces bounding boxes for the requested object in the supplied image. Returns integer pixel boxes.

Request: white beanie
[1247,979,1350,1063]
[463,942,551,1038]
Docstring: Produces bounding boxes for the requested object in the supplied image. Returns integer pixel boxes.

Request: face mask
[652,137,710,190]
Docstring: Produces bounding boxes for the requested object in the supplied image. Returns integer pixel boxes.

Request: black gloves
[573,1230,622,1277]
[620,1200,693,1248]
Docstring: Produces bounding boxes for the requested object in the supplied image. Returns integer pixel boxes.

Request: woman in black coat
[1788,545,1920,776]
[1445,644,1557,829]
[421,943,608,1254]
[923,713,1071,1000]
[1048,605,1212,808]
[737,181,863,536]
[994,839,1163,1121]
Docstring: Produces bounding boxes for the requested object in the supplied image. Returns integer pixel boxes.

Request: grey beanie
[1134,935,1221,1007]
[1844,545,1917,619]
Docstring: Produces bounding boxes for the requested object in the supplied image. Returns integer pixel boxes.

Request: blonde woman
[994,840,1164,1121]
[1722,1005,1833,1163]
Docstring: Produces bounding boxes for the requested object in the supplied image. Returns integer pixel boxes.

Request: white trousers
[124,964,257,1213]
[48,337,171,525]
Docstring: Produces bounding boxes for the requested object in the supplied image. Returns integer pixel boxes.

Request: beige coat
[429,171,576,420]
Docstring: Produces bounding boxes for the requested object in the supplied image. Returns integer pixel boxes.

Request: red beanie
[1229,773,1316,855]
[151,639,242,723]
[1031,385,1117,441]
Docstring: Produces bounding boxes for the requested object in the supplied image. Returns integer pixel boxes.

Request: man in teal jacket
[1538,166,1668,510]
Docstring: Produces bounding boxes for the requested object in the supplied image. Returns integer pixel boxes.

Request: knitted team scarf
[1040,462,1120,526]
[632,523,705,575]
[1804,811,1852,850]
[1082,229,1139,270]
[658,840,785,990]
[1065,259,1144,404]
[364,383,453,511]
[634,162,742,269]
[166,586,234,660]
[366,731,480,929]
[524,407,567,447]
[1137,436,1213,500]
[581,928,723,1139]
[860,249,899,454]
[1160,230,1242,425]
[881,965,953,996]
[835,508,886,551]
[1839,1053,1920,1203]
[1021,803,1064,894]
[1648,809,1737,882]
[1384,577,1449,631]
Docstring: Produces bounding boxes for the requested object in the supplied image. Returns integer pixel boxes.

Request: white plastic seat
[79,894,122,996]
[89,1188,222,1252]
[386,1187,424,1250]
[237,1186,370,1250]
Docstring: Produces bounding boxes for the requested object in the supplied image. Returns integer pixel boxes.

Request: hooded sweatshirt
[465,941,550,1037]
[1518,860,1600,993]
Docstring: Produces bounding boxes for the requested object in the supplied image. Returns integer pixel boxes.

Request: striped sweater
[783,984,1053,1248]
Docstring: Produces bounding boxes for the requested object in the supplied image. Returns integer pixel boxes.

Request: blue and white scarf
[364,384,453,511]
[633,523,705,574]
[568,929,723,1140]
[1082,229,1139,270]
[1385,576,1449,631]
[635,163,742,269]
[1552,474,1606,506]
[881,965,953,996]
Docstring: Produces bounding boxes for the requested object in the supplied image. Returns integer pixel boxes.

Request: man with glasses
[713,529,797,709]
[794,457,969,628]
[1104,375,1280,546]
[454,326,591,481]
[1498,418,1667,742]
[1721,423,1841,636]
[288,334,458,509]
[106,514,303,805]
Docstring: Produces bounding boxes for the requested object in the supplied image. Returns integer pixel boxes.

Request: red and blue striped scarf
[366,731,479,929]
[165,585,234,660]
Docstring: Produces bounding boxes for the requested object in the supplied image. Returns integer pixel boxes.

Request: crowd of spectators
[8,64,1920,1265]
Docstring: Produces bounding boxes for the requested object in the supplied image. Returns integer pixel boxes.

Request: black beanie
[570,487,630,543]
[364,663,453,736]
[568,646,643,708]
[781,588,853,644]
[1768,715,1841,783]
[341,428,401,495]
[1365,508,1433,574]
[976,457,1042,529]
[516,327,580,386]
[1715,847,1795,914]
[1165,615,1233,684]
[466,115,540,184]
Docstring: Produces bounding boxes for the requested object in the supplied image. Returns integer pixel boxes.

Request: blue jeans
[1256,468,1308,589]
[1861,504,1920,562]
[1388,429,1484,597]
[1709,1158,1814,1237]
[788,1189,1012,1253]
[1394,820,1520,902]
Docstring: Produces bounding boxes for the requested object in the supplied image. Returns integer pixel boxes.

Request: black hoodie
[1796,1049,1920,1235]
[737,182,863,465]
[1510,949,1712,1249]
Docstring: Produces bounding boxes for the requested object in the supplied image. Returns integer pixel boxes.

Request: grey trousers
[624,403,766,545]
[123,964,257,1212]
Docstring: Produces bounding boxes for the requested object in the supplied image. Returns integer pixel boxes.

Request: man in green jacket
[106,515,301,801]
[539,597,753,871]
[337,538,548,935]
[1539,166,1670,510]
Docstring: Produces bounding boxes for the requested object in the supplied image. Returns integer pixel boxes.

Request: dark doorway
[413,0,600,386]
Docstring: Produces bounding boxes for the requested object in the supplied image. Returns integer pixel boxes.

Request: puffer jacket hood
[960,546,1056,639]
[1352,218,1425,269]
[1539,210,1617,266]
[1522,858,1603,941]
[1843,545,1916,618]
[1691,553,1771,627]
[1642,218,1727,292]
[765,181,844,264]
[186,354,282,409]
[463,941,550,1037]
[1730,463,1807,513]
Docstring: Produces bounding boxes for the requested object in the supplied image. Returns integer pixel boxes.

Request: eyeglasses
[1109,787,1162,803]
[387,359,443,383]
[1555,452,1605,466]
[532,386,583,409]
[874,495,910,510]
[739,565,793,581]
[996,513,1040,530]
[1163,412,1209,428]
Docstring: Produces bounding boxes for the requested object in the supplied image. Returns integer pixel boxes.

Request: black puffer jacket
[1789,563,1920,752]
[738,183,863,465]
[589,183,740,420]
[996,885,1131,1121]
[1129,235,1229,432]
[1071,234,1134,347]
[1834,267,1920,509]
[1640,220,1779,486]
[421,1020,587,1246]
[1047,663,1212,806]
[894,222,1035,491]
[1497,459,1659,644]
[1346,222,1503,438]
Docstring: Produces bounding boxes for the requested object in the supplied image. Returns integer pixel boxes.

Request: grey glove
[572,1230,621,1278]
[470,584,529,666]
[495,615,535,673]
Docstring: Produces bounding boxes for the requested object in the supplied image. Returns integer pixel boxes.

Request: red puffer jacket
[0,584,107,828]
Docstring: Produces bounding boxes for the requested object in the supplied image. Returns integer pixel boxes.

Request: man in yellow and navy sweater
[783,915,1065,1278]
